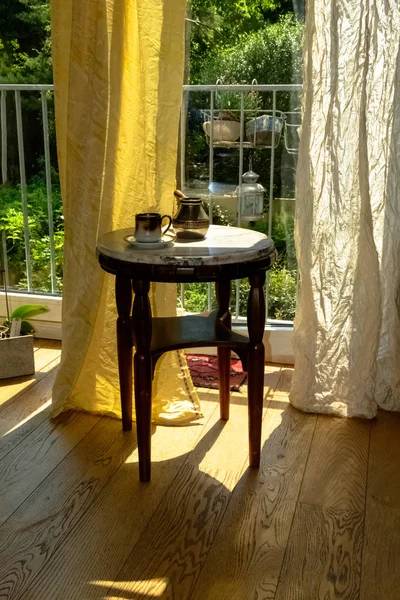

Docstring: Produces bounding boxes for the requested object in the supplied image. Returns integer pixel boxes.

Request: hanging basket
[246,114,284,148]
[203,119,241,143]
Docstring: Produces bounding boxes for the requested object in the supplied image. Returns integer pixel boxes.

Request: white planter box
[0,335,35,379]
[203,120,241,142]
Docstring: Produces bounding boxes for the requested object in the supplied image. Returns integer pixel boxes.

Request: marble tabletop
[97,224,276,267]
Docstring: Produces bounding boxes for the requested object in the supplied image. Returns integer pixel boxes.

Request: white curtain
[290,0,400,417]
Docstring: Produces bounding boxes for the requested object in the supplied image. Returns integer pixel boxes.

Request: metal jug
[173,191,210,240]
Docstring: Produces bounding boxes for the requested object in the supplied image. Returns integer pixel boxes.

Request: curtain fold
[50,0,202,424]
[291,0,400,417]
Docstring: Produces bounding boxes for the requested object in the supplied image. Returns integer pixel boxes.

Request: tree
[196,14,303,88]
[188,0,303,83]
[186,14,303,199]
[0,0,52,83]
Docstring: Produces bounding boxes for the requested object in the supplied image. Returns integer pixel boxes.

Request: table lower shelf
[147,312,249,368]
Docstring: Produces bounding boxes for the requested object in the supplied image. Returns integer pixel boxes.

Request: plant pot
[203,120,241,143]
[245,115,284,147]
[0,335,35,379]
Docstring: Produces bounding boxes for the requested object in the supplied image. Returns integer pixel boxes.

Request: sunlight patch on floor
[92,579,168,597]
[123,452,140,465]
[0,399,51,437]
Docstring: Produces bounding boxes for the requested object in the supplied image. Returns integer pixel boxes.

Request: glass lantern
[235,169,266,221]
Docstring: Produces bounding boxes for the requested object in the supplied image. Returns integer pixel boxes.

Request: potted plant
[245,111,285,147]
[0,304,49,380]
[203,90,261,144]
[203,108,241,143]
[0,234,48,379]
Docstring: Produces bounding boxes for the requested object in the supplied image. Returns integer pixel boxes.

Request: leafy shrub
[186,15,303,205]
[188,0,303,83]
[251,207,296,269]
[179,204,298,321]
[268,263,297,319]
[0,172,64,293]
[180,262,297,322]
[0,176,297,319]
[180,282,210,313]
[197,14,303,112]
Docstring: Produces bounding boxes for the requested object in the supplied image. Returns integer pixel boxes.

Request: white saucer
[123,234,175,249]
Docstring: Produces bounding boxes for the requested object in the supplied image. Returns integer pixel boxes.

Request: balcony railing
[179,83,302,324]
[0,83,58,295]
[0,82,302,328]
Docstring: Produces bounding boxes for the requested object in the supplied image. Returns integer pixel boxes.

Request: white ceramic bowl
[203,120,241,142]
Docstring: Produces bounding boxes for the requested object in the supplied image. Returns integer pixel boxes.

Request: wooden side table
[97,225,276,482]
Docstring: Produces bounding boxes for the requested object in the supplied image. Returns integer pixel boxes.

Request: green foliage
[2,303,49,336]
[0,0,300,322]
[205,202,236,226]
[188,0,299,82]
[268,264,297,320]
[0,1,54,183]
[10,304,48,320]
[181,261,297,321]
[0,0,52,83]
[19,320,35,334]
[180,282,210,313]
[187,129,209,177]
[0,173,64,292]
[236,260,297,321]
[197,14,303,94]
[252,205,296,268]
[181,205,297,321]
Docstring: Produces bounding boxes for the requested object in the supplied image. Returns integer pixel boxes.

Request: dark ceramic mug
[134,213,172,243]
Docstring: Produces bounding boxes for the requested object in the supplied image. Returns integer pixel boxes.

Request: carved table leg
[247,272,266,468]
[116,275,133,432]
[132,280,152,482]
[216,280,231,421]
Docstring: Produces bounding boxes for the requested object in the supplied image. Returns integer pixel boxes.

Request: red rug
[186,354,247,391]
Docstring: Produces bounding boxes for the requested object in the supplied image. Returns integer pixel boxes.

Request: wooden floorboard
[191,368,317,600]
[0,346,399,600]
[0,409,99,527]
[0,341,61,463]
[360,498,400,600]
[106,408,252,599]
[360,410,400,600]
[275,413,370,600]
[0,416,138,599]
[0,340,61,412]
[299,414,370,511]
[20,399,220,600]
[0,368,58,461]
[103,366,282,600]
[276,502,365,600]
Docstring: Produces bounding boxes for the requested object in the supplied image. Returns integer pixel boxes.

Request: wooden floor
[0,340,399,600]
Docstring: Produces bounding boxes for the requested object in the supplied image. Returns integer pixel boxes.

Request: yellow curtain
[50,0,202,424]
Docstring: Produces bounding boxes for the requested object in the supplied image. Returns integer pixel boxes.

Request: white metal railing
[179,82,302,323]
[0,82,301,326]
[0,83,57,294]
